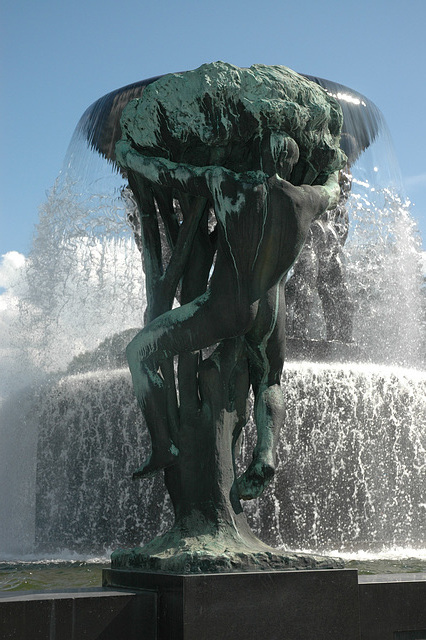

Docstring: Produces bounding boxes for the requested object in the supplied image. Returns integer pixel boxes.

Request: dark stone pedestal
[103,568,360,640]
[0,588,156,640]
[2,572,425,638]
[358,574,426,640]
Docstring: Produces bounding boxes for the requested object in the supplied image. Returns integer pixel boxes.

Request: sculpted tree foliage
[112,62,346,572]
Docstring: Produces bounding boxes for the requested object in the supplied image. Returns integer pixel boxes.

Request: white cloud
[0,253,33,399]
[422,251,426,276]
[0,251,26,292]
[0,253,27,318]
[0,253,27,345]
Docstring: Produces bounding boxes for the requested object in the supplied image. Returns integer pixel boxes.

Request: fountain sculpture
[0,63,424,567]
[108,62,350,572]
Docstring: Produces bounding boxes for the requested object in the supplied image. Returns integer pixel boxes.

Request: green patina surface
[112,62,346,573]
[120,61,346,183]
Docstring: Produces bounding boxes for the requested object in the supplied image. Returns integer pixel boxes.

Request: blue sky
[1,0,426,257]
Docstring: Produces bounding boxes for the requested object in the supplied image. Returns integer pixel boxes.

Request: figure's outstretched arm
[301,171,341,216]
[273,170,340,239]
[116,139,227,199]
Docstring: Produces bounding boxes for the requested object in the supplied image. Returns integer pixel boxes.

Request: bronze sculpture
[111,62,347,572]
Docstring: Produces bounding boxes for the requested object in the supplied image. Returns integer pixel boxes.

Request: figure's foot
[132,443,179,479]
[237,452,275,500]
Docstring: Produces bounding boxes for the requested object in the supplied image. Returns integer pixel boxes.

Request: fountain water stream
[0,74,424,562]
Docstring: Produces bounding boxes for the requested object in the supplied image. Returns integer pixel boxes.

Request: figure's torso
[208,169,318,302]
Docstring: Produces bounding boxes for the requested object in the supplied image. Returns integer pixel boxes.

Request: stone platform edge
[0,571,425,640]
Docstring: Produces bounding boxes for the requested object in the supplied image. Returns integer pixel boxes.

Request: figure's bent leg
[237,281,286,500]
[126,285,254,368]
[127,265,255,478]
[237,384,285,500]
[129,360,179,479]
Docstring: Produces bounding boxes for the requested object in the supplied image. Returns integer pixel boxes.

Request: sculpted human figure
[286,168,354,341]
[105,63,351,572]
[116,131,341,498]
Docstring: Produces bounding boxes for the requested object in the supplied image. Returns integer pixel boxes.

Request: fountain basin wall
[30,362,426,555]
[253,362,426,553]
[34,370,172,554]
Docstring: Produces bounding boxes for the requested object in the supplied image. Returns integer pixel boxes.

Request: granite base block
[3,570,425,639]
[103,567,360,640]
[0,587,156,640]
[359,574,426,640]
